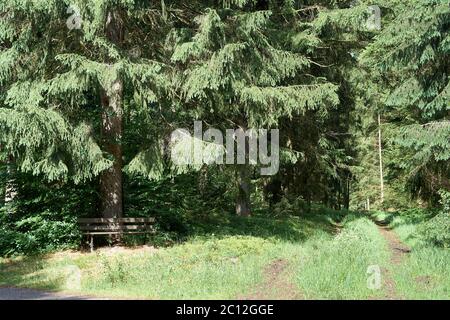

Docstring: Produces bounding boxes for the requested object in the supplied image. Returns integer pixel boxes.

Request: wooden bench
[78,217,156,252]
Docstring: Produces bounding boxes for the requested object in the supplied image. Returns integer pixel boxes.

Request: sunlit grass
[1,211,448,300]
[371,210,450,300]
[394,247,450,300]
[0,213,332,299]
[294,215,390,299]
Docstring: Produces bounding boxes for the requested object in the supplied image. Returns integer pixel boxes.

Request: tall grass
[371,209,450,300]
[394,247,450,299]
[294,215,389,299]
[1,211,448,300]
[83,236,276,299]
[0,213,335,299]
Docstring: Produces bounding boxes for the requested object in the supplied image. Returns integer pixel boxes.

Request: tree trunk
[378,113,385,205]
[100,82,123,219]
[100,10,124,220]
[235,117,251,216]
[236,164,251,216]
[343,177,350,210]
[4,155,17,213]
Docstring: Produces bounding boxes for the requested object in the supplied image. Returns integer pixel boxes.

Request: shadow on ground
[0,287,97,300]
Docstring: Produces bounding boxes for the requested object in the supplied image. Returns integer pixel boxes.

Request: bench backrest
[78,217,155,232]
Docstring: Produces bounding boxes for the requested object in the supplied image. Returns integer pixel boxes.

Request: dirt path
[238,259,303,300]
[374,221,411,300]
[0,287,105,300]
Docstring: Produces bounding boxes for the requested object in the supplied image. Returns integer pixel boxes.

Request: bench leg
[89,235,94,253]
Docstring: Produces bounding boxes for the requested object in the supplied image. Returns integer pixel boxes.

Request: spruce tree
[276,0,379,208]
[0,1,170,219]
[361,0,450,200]
[171,0,340,215]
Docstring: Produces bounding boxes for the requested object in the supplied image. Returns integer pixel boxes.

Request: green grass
[84,236,275,299]
[371,210,423,246]
[0,212,336,299]
[371,209,450,299]
[394,247,450,299]
[1,210,448,299]
[294,215,390,299]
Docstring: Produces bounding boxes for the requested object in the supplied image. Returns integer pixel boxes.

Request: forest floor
[0,211,448,300]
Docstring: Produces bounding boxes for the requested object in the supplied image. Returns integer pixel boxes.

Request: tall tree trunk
[343,177,350,210]
[236,164,251,216]
[100,82,123,219]
[377,113,384,205]
[235,118,251,216]
[4,155,17,213]
[100,10,124,220]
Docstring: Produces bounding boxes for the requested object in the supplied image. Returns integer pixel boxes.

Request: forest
[0,0,449,300]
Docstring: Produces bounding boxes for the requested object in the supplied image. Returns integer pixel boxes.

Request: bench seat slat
[78,217,155,223]
[80,225,154,231]
[82,231,155,235]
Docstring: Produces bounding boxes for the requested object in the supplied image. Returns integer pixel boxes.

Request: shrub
[271,196,308,216]
[418,190,450,248]
[0,228,36,257]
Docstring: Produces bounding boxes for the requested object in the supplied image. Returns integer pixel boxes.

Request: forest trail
[374,220,411,300]
[238,259,303,300]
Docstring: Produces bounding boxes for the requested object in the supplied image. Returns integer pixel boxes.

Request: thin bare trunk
[343,177,350,210]
[4,155,17,213]
[378,113,385,205]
